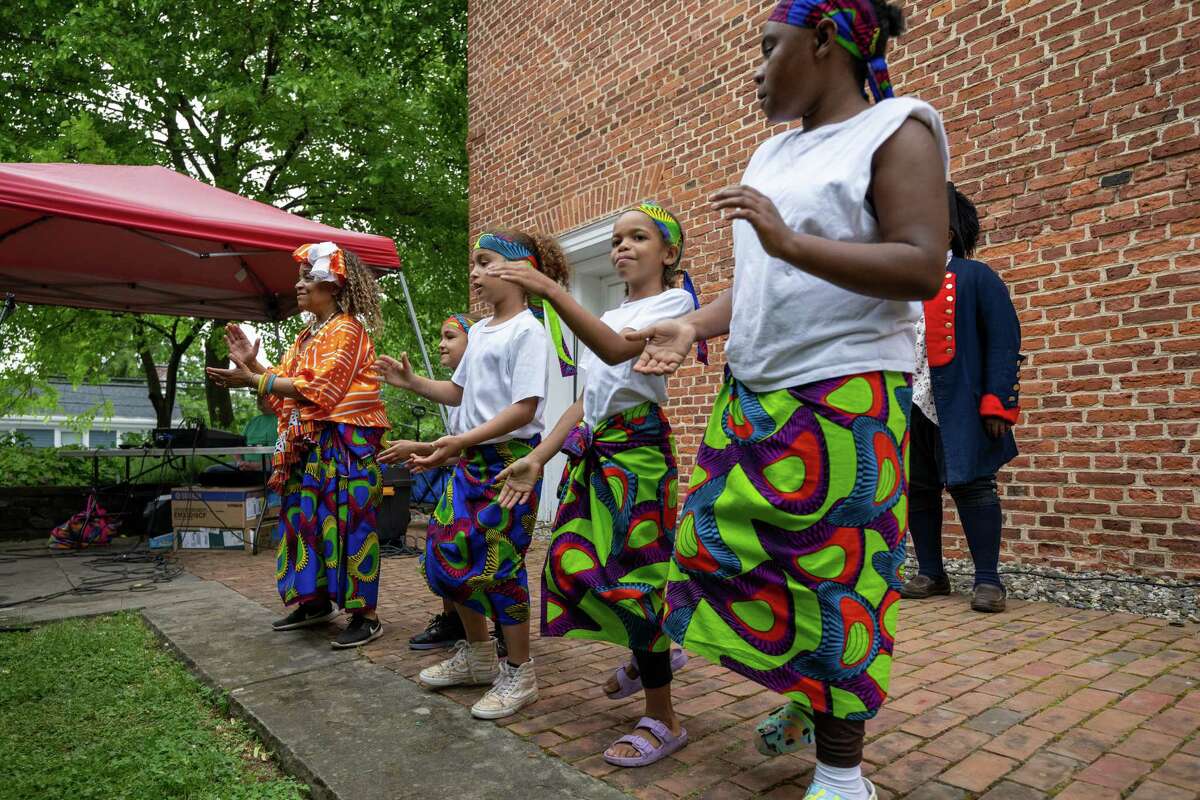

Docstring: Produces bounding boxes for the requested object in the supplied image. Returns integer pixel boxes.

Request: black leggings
[632,648,673,690]
[815,713,865,767]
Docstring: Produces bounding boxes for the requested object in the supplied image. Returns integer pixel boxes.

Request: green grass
[0,613,307,800]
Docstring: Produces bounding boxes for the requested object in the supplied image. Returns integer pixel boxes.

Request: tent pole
[397,272,449,432]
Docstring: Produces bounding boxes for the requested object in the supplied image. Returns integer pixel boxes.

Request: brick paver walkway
[181,534,1199,800]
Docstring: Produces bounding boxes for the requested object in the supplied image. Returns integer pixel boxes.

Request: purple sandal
[603,716,689,768]
[605,649,689,699]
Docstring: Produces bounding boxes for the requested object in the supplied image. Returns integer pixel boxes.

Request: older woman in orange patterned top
[207,242,390,648]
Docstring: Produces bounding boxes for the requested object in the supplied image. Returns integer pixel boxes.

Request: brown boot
[971,583,1007,613]
[900,574,952,599]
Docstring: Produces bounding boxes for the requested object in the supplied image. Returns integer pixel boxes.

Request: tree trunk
[137,347,170,429]
[204,323,234,429]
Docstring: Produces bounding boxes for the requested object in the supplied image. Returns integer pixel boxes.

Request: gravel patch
[906,556,1200,623]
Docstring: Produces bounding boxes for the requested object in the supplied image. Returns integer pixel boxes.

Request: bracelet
[266,374,277,395]
[257,372,269,396]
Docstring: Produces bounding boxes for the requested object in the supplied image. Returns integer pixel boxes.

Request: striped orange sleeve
[290,319,364,412]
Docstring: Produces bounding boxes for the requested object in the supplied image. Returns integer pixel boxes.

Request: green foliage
[0,433,201,488]
[0,613,307,800]
[0,0,468,430]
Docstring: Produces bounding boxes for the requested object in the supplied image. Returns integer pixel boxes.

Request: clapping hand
[373,353,415,390]
[225,323,261,367]
[407,434,464,473]
[712,185,793,259]
[624,319,697,376]
[494,456,543,509]
[378,438,429,465]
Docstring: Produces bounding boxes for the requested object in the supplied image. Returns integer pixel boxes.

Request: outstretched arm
[407,397,539,472]
[486,265,644,365]
[373,353,463,406]
[495,397,585,509]
[625,290,733,375]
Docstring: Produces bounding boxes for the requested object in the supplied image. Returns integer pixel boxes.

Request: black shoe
[408,612,465,650]
[900,574,953,599]
[493,624,508,660]
[972,583,1007,613]
[272,601,336,631]
[332,615,383,648]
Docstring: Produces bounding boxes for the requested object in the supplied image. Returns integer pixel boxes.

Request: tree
[0,0,467,432]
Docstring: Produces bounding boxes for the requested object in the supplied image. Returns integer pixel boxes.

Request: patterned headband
[293,241,347,285]
[474,232,539,269]
[444,313,474,334]
[630,202,708,366]
[473,231,576,377]
[636,202,683,252]
[769,0,894,101]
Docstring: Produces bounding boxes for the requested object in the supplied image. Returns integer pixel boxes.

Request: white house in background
[0,378,183,447]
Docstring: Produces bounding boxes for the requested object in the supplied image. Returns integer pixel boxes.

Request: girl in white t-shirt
[628,2,949,798]
[375,232,566,720]
[377,313,511,656]
[489,203,701,768]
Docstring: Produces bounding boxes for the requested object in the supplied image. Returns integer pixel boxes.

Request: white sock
[811,761,869,800]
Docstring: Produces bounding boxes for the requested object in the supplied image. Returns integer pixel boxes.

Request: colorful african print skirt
[275,422,385,612]
[421,437,541,626]
[542,402,679,652]
[664,370,911,721]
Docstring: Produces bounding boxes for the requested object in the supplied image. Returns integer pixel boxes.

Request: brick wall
[467,0,1200,577]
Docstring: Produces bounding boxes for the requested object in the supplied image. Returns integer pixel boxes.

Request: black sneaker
[408,612,465,650]
[493,624,508,660]
[272,601,337,631]
[332,615,383,649]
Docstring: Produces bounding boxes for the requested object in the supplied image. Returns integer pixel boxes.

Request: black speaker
[378,464,413,546]
[143,495,173,536]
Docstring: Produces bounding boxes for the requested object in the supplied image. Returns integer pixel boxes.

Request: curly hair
[335,249,384,335]
[486,229,571,290]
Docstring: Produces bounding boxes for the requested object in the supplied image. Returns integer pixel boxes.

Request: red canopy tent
[0,163,401,321]
[0,163,445,424]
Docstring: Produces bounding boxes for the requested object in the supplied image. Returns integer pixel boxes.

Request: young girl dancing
[377,313,495,654]
[491,202,702,767]
[629,2,949,798]
[376,232,566,719]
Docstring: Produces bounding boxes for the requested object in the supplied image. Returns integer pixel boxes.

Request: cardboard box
[176,527,249,551]
[171,486,269,530]
[148,532,175,551]
[243,516,282,553]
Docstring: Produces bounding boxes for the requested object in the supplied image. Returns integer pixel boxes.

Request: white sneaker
[471,658,538,719]
[419,639,499,688]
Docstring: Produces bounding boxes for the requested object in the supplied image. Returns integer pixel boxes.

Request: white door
[536,217,623,522]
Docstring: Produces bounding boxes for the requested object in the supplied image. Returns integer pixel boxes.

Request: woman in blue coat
[901,185,1023,612]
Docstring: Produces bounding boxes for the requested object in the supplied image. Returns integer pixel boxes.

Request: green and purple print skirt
[664,370,911,721]
[542,402,679,653]
[275,422,385,612]
[421,437,541,626]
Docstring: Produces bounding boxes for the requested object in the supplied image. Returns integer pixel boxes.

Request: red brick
[1127,781,1199,800]
[1075,753,1154,791]
[871,751,951,794]
[940,752,1019,793]
[1114,729,1185,762]
[1149,752,1200,791]
[1009,752,1084,791]
[984,725,1055,760]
